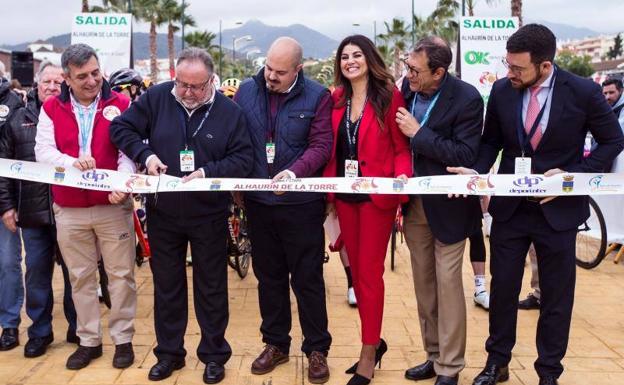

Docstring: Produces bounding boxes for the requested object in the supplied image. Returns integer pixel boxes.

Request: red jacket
[42,82,130,208]
[324,87,412,209]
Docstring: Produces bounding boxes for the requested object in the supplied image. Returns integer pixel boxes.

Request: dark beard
[519,71,542,90]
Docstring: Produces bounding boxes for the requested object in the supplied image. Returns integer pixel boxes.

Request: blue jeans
[22,226,77,338]
[0,225,22,329]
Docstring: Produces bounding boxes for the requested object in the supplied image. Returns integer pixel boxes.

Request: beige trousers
[403,198,467,377]
[54,201,137,347]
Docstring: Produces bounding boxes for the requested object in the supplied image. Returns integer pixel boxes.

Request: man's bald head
[267,37,303,68]
[264,37,304,93]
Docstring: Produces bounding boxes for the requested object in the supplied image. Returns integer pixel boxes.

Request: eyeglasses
[501,58,529,75]
[174,78,211,93]
[39,79,63,88]
[403,60,429,77]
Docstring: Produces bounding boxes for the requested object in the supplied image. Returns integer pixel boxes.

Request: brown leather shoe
[308,351,330,384]
[251,344,289,375]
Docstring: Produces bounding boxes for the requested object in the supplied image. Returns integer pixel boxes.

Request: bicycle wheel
[234,236,251,279]
[576,197,607,269]
[233,208,251,279]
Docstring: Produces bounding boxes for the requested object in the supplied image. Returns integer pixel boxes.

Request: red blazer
[323,86,412,210]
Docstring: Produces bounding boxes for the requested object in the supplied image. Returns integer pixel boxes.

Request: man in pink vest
[34,44,137,370]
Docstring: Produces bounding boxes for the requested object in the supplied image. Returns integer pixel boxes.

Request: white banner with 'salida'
[460,17,519,104]
[1,158,624,197]
[71,13,132,76]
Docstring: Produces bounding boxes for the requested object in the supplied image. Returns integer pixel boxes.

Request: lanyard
[265,91,283,143]
[178,102,214,150]
[516,68,557,157]
[410,90,441,127]
[345,97,367,159]
[74,101,97,155]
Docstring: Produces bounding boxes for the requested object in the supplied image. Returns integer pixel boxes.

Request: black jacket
[0,89,55,227]
[0,79,24,130]
[474,68,624,231]
[401,74,484,244]
[110,82,253,222]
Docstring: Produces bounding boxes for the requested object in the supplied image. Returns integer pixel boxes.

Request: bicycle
[390,207,403,271]
[226,203,252,279]
[575,196,608,269]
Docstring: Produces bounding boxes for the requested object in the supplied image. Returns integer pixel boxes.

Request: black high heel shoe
[347,373,371,385]
[345,338,388,374]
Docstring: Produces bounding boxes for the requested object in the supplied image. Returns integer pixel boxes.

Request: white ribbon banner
[1,158,624,197]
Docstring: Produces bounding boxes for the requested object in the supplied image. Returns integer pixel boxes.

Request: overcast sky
[1,0,623,45]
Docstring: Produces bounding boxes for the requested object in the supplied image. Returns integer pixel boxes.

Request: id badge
[266,143,275,164]
[345,159,359,178]
[180,150,195,172]
[515,157,531,175]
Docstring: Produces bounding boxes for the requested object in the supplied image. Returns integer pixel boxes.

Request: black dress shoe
[538,377,558,385]
[518,293,540,310]
[66,345,103,370]
[24,334,54,358]
[472,364,509,385]
[0,328,19,351]
[113,343,134,369]
[405,360,436,381]
[436,375,459,385]
[203,361,225,384]
[148,359,185,381]
[66,329,79,344]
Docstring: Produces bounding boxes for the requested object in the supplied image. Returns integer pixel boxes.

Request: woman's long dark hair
[333,34,395,129]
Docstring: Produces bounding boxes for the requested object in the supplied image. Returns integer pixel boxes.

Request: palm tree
[184,31,219,52]
[466,0,499,16]
[511,0,523,26]
[135,0,166,82]
[412,0,460,44]
[159,0,196,79]
[377,18,410,79]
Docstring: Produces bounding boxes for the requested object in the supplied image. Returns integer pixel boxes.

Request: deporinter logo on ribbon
[509,176,546,194]
[77,170,111,189]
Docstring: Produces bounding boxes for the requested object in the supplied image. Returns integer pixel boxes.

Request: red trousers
[335,200,396,344]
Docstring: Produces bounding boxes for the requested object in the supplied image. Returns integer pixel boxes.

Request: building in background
[559,34,622,63]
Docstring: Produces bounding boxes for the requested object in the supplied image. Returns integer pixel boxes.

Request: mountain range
[0,19,604,61]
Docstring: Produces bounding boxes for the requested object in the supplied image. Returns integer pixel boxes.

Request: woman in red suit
[324,35,412,385]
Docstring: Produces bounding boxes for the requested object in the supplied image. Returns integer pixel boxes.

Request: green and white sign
[460,17,519,104]
[71,13,132,76]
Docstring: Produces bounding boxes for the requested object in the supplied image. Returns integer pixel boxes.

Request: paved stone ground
[1,236,623,385]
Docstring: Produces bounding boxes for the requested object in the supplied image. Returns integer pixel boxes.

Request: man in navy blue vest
[234,37,333,384]
[449,24,624,385]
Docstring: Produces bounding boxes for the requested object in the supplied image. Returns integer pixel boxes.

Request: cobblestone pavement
[0,237,623,385]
